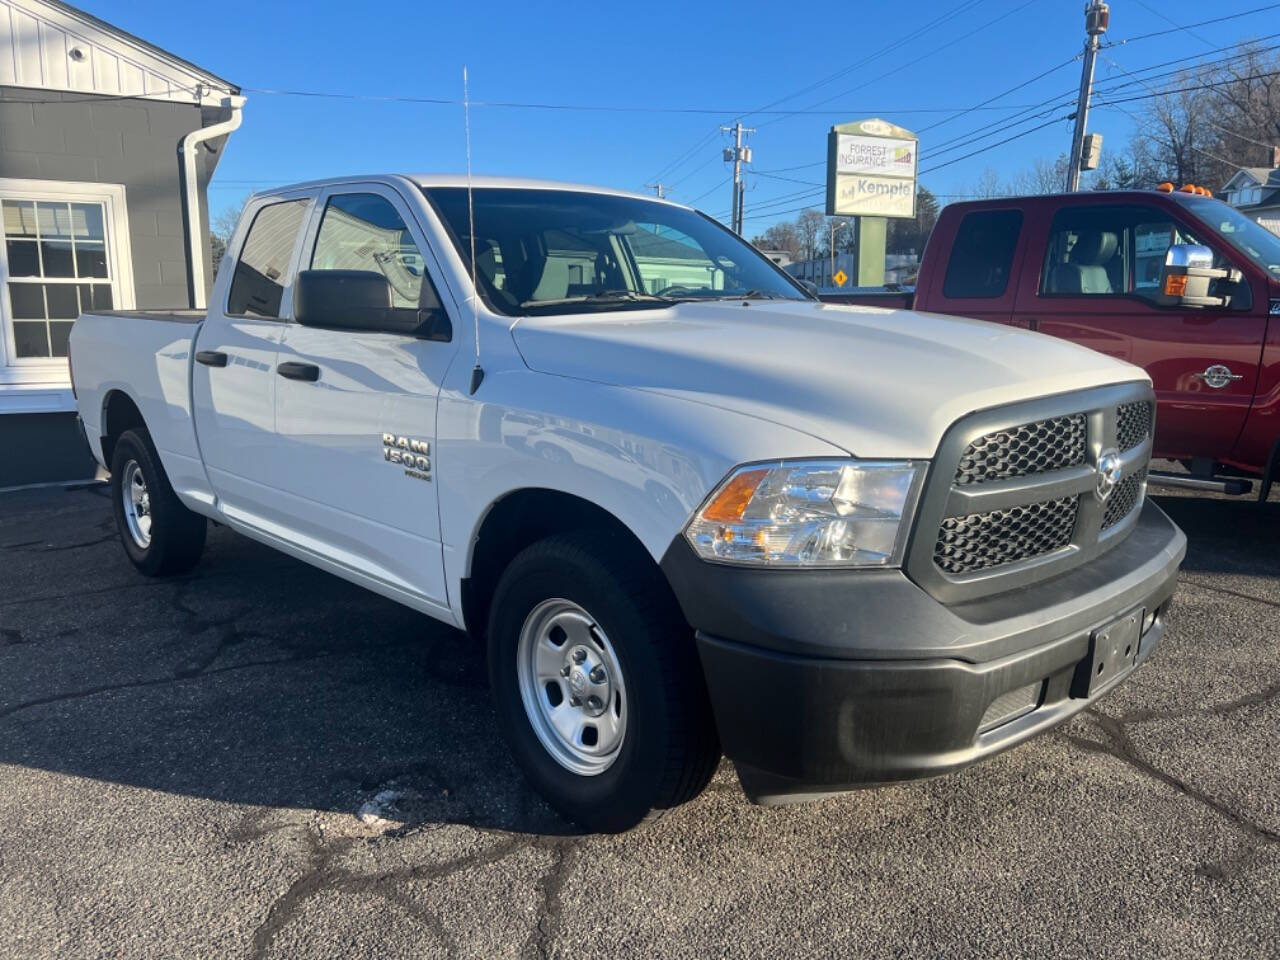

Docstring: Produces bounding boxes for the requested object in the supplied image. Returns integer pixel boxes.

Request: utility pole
[829,220,846,279]
[1066,0,1109,192]
[645,183,669,199]
[722,122,754,234]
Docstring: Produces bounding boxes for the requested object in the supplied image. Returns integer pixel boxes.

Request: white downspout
[179,94,246,309]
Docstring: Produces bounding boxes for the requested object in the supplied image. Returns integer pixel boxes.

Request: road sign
[833,270,848,287]
[827,118,917,219]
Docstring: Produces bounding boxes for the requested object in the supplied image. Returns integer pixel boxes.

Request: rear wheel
[110,429,206,576]
[488,530,720,831]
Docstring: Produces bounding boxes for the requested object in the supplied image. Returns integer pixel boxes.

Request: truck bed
[71,309,208,502]
[88,309,206,324]
[818,290,915,310]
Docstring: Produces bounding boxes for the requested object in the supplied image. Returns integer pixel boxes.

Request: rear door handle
[277,361,321,382]
[195,350,228,367]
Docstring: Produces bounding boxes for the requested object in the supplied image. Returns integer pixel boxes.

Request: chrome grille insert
[909,382,1156,604]
[934,496,1077,574]
[1116,401,1153,452]
[1103,469,1146,529]
[955,414,1086,485]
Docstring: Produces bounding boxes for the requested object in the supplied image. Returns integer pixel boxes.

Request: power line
[1106,2,1280,46]
[758,0,1043,129]
[642,0,990,196]
[1092,68,1280,108]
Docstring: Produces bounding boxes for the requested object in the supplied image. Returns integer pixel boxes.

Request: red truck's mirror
[1157,244,1242,309]
[294,269,450,341]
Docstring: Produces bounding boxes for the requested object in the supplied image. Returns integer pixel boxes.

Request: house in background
[0,0,242,486]
[1221,158,1280,237]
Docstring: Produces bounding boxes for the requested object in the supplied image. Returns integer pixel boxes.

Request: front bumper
[661,501,1186,804]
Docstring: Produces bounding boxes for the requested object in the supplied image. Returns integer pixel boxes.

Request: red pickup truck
[825,189,1280,499]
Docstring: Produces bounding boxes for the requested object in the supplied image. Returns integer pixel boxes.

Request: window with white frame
[0,180,134,381]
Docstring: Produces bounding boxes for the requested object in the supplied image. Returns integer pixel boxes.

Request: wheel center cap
[567,668,588,700]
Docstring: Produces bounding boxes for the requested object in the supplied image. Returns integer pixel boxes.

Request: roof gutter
[179,95,245,309]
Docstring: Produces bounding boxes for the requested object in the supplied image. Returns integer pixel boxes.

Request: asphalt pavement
[0,482,1277,959]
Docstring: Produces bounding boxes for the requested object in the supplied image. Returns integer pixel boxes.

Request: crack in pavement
[1109,680,1280,727]
[1062,707,1280,867]
[526,842,571,960]
[0,637,424,722]
[1179,576,1280,611]
[245,825,562,960]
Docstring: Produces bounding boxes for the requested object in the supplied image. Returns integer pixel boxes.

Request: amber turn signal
[699,468,769,522]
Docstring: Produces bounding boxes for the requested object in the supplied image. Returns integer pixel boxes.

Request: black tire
[109,428,207,576]
[488,530,720,832]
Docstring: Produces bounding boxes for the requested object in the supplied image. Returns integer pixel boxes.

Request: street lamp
[829,220,847,282]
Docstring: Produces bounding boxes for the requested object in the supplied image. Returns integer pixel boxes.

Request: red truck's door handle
[277,361,320,382]
[195,350,228,367]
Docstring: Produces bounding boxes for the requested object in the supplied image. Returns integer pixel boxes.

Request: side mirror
[799,279,820,297]
[1158,244,1242,309]
[294,270,451,341]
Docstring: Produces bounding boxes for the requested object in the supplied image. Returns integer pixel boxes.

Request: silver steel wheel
[516,598,627,776]
[120,459,152,549]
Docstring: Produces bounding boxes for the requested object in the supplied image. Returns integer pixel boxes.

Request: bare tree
[752,221,804,260]
[209,196,248,278]
[971,167,1005,198]
[796,209,826,261]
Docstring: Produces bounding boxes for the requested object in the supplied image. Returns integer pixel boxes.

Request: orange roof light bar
[1156,182,1174,193]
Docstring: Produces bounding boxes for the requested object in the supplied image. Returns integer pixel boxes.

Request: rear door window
[226,199,309,318]
[941,210,1023,299]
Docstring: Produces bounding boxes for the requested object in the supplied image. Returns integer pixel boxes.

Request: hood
[510,300,1148,458]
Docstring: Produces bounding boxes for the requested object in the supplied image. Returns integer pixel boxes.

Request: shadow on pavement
[0,488,583,838]
[1,488,1272,841]
[1150,493,1280,578]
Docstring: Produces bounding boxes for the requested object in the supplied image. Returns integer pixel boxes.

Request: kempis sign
[826,118,918,219]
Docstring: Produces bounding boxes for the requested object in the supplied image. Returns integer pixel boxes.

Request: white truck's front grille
[907,383,1156,603]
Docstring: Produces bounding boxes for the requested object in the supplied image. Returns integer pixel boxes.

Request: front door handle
[277,361,321,383]
[1191,364,1244,389]
[195,350,228,367]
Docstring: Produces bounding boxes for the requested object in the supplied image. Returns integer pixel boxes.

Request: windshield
[1180,196,1280,281]
[422,187,811,315]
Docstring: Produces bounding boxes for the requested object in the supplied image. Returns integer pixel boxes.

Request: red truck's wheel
[110,429,207,577]
[487,530,720,831]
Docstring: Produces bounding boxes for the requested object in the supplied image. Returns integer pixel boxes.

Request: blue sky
[84,0,1272,231]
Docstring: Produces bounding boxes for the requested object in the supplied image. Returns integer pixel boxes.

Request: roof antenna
[463,66,484,395]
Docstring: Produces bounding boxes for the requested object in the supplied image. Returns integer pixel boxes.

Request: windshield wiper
[708,290,788,301]
[520,290,673,308]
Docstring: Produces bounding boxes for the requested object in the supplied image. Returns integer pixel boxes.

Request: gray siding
[0,85,226,308]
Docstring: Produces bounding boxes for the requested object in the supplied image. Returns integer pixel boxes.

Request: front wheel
[488,531,720,831]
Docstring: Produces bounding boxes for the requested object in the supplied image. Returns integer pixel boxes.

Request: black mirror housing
[294,270,451,340]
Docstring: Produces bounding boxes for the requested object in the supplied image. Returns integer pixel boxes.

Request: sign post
[826,118,918,288]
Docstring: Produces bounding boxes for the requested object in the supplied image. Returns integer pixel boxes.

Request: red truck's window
[227,199,309,319]
[941,210,1022,299]
[1038,204,1237,305]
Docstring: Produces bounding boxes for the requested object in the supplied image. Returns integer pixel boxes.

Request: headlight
[684,459,925,567]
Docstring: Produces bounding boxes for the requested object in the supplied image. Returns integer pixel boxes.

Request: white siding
[0,0,233,103]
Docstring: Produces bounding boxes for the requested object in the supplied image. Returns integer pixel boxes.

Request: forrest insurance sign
[826,118,918,219]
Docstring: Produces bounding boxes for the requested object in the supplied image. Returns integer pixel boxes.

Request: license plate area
[1074,609,1142,698]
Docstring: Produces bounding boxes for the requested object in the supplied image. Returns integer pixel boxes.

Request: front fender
[435,368,846,625]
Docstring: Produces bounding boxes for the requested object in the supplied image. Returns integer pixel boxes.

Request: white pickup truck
[70,175,1186,830]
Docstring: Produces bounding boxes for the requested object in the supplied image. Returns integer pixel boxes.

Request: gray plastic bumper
[661,501,1186,803]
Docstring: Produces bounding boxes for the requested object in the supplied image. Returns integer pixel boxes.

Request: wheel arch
[460,487,677,643]
[100,389,147,467]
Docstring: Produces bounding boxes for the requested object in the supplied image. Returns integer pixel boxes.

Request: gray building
[1221,162,1280,237]
[0,0,242,486]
